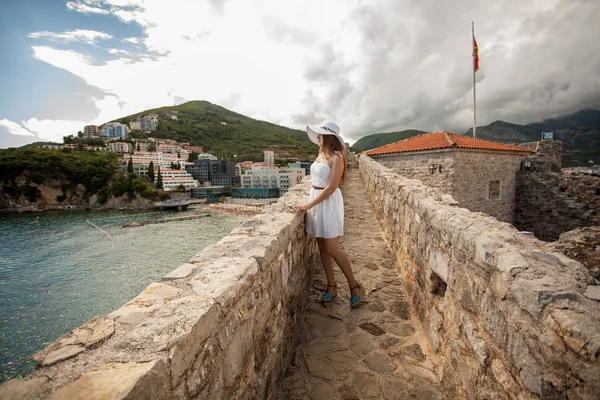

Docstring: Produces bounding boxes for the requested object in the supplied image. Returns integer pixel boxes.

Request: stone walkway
[278,169,446,400]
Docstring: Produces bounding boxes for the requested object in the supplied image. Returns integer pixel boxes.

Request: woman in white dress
[295,122,364,308]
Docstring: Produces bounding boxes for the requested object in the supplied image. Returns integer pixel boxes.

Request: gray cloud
[292,0,600,141]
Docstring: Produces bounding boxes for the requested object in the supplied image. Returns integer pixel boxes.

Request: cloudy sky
[1,0,599,148]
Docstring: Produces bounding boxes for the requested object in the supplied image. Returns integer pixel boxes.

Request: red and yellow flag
[473,37,479,72]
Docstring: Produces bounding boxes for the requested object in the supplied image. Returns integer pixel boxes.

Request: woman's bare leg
[316,238,337,295]
[323,237,359,296]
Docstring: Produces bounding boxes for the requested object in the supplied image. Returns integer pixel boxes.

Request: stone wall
[359,154,600,399]
[373,151,455,195]
[514,141,599,241]
[372,149,526,223]
[518,140,562,172]
[515,172,597,241]
[0,181,317,400]
[451,151,524,224]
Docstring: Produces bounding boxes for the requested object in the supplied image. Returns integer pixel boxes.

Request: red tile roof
[365,131,532,156]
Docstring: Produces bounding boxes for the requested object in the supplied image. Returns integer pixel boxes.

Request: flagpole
[472,21,477,138]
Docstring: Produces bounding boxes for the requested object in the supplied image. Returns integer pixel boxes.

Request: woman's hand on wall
[295,203,312,212]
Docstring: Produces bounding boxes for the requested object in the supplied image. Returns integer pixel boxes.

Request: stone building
[365,131,532,223]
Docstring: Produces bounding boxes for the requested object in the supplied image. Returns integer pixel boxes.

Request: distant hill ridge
[113,100,315,162]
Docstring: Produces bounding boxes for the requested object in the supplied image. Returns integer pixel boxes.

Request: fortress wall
[0,180,317,400]
[359,154,600,399]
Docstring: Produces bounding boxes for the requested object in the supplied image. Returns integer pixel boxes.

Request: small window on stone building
[489,180,500,200]
[596,188,600,196]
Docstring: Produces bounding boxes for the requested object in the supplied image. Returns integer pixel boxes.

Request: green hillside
[114,101,315,161]
[350,129,426,152]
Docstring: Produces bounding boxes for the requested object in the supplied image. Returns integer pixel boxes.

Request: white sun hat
[306,122,345,149]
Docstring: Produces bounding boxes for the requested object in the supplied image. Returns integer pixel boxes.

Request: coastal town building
[129,120,141,131]
[83,125,98,138]
[121,151,187,174]
[365,131,532,223]
[108,142,133,154]
[197,153,218,161]
[140,115,158,131]
[288,161,311,176]
[264,150,275,168]
[190,146,204,154]
[277,168,306,194]
[99,122,128,139]
[185,158,238,187]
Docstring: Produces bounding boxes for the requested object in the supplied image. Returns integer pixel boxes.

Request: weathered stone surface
[33,316,115,366]
[222,321,253,388]
[0,377,48,400]
[349,332,375,356]
[490,358,520,396]
[475,236,502,264]
[190,257,259,310]
[162,263,198,281]
[381,376,411,400]
[465,323,488,366]
[401,364,438,384]
[304,340,357,380]
[110,282,181,329]
[511,275,579,318]
[584,285,600,301]
[363,352,397,372]
[167,296,221,386]
[512,333,542,395]
[490,271,508,299]
[496,249,529,275]
[352,372,380,397]
[548,309,600,361]
[312,381,335,398]
[305,315,345,338]
[50,360,169,400]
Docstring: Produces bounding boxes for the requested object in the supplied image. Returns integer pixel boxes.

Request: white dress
[305,162,344,238]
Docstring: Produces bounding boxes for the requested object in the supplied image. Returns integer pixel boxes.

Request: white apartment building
[161,170,198,191]
[108,142,133,154]
[264,150,275,168]
[241,165,279,189]
[122,151,187,174]
[277,168,306,194]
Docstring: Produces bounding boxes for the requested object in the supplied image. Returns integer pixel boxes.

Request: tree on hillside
[148,142,156,152]
[156,166,163,190]
[136,143,140,151]
[127,157,134,173]
[148,161,155,183]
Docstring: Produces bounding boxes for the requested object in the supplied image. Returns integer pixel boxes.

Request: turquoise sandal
[322,283,337,302]
[350,282,365,308]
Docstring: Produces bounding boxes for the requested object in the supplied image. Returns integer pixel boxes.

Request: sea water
[0,208,246,383]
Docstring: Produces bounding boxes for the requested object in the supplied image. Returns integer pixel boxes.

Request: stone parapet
[358,154,600,399]
[0,179,317,399]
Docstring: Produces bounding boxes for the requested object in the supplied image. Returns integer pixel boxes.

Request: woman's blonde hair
[322,135,346,185]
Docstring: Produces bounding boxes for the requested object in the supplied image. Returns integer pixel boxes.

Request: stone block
[464,322,488,366]
[33,315,115,367]
[547,309,600,361]
[511,276,580,318]
[475,236,502,265]
[512,332,542,396]
[186,338,222,397]
[490,271,508,300]
[495,249,529,275]
[489,358,520,396]
[222,321,253,388]
[428,250,450,283]
[168,297,221,386]
[481,290,508,351]
[110,282,181,329]
[162,263,198,281]
[49,360,169,400]
[190,257,259,310]
[0,376,48,400]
